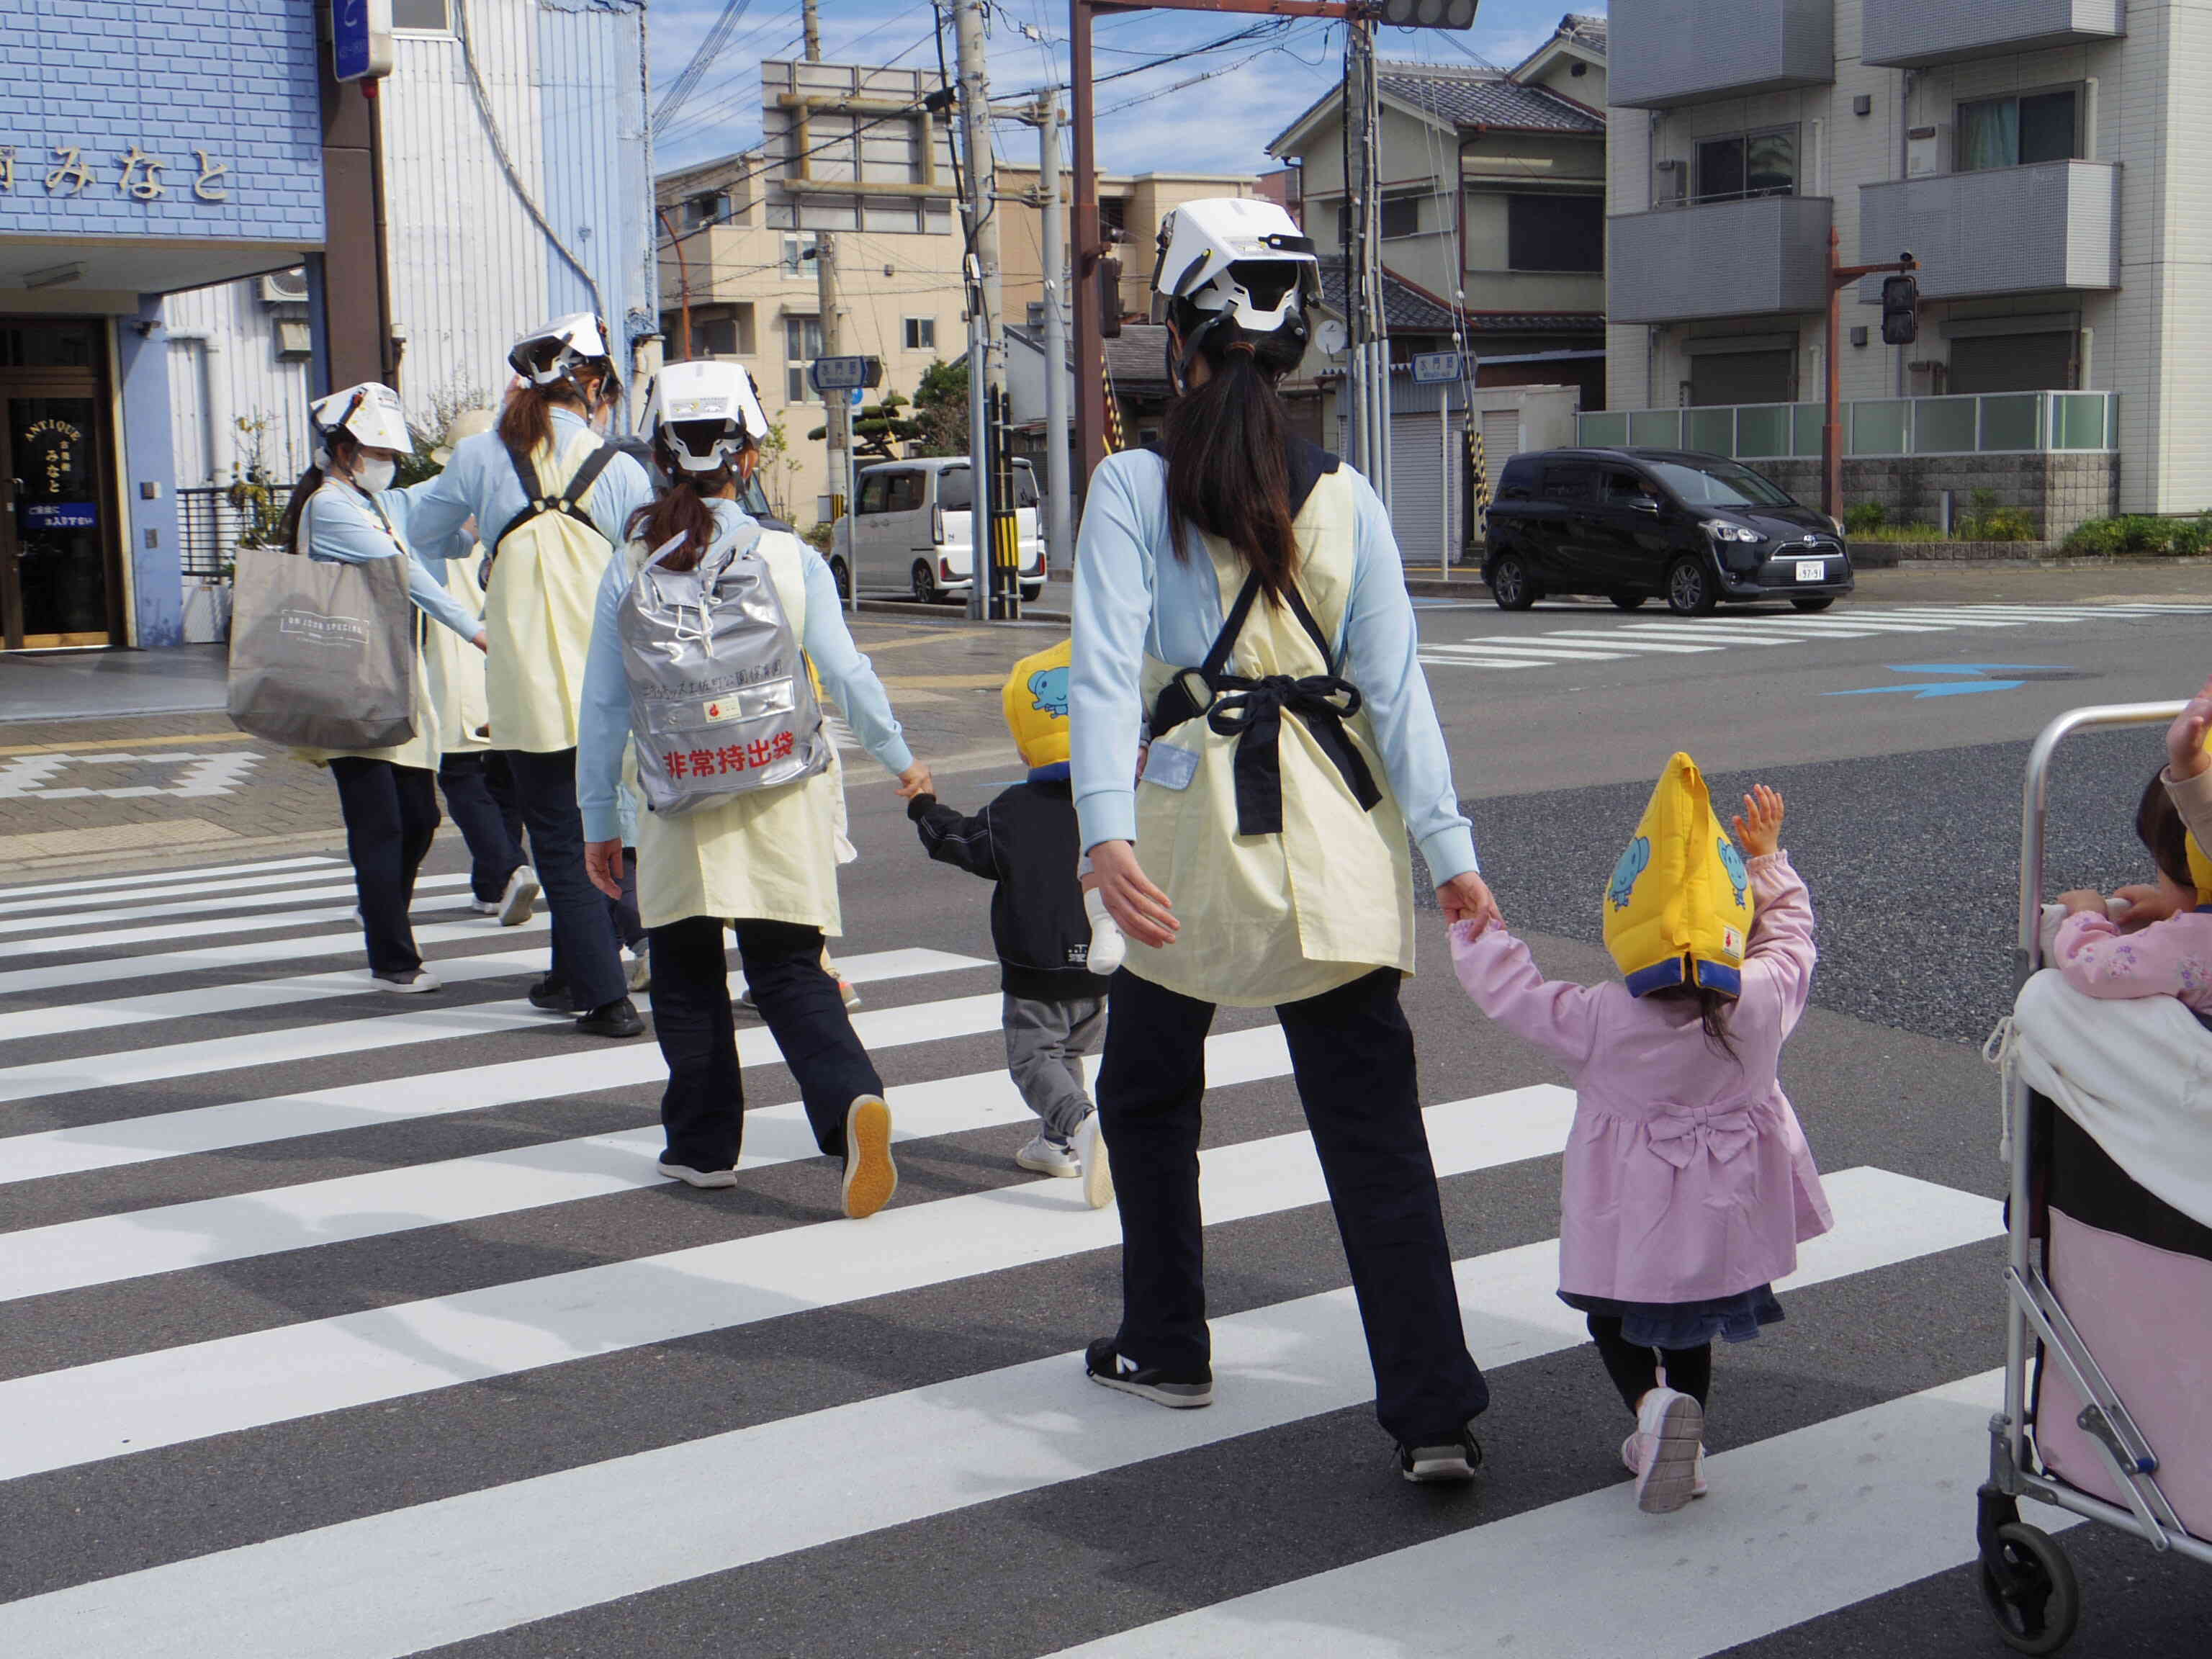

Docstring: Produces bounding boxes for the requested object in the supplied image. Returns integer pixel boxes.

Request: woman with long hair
[277,383,488,991]
[408,315,655,1039]
[575,361,931,1220]
[1069,198,1502,1478]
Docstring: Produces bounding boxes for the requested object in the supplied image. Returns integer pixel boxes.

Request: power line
[654,0,758,129]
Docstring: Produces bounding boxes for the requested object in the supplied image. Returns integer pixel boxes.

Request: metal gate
[1388,408,1457,570]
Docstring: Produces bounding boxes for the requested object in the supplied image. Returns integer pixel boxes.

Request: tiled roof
[1375,61,1602,135]
[1462,312,1606,334]
[1009,322,1172,392]
[1317,258,1454,333]
[1561,12,1606,51]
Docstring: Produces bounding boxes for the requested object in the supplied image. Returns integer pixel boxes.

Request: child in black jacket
[909,641,1113,1208]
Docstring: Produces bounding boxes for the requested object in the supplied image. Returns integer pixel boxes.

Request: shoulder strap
[494,438,619,552]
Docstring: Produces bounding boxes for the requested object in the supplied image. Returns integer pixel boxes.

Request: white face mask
[351,456,397,494]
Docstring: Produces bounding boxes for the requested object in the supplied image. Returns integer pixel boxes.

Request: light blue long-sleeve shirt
[304,482,482,643]
[403,407,654,565]
[576,499,915,843]
[1069,448,1478,883]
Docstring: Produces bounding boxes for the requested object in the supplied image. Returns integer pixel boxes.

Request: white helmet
[309,382,410,462]
[1151,197,1321,339]
[432,407,495,466]
[645,359,769,473]
[508,312,615,390]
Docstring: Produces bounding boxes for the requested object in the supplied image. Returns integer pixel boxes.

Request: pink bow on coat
[1646,1105,1756,1169]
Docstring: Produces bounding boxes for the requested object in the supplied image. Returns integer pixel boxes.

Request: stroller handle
[2018,701,2189,977]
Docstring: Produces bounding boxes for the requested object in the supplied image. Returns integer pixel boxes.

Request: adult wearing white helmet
[577,360,930,1219]
[409,313,655,1038]
[273,383,489,992]
[1069,197,1502,1474]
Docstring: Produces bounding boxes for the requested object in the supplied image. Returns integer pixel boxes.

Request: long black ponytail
[274,431,360,549]
[1161,297,1308,605]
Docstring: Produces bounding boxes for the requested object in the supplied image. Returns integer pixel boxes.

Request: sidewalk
[0,643,229,721]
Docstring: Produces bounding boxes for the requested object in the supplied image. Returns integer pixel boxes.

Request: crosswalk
[0,851,2055,1655]
[1419,600,2212,672]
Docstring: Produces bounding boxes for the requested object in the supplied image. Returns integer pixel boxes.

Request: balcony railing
[1577,392,2118,460]
[1609,0,1834,109]
[1608,195,1833,323]
[1862,0,2124,69]
[1858,161,2120,301]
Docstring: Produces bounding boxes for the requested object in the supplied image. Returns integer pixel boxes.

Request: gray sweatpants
[1003,992,1107,1141]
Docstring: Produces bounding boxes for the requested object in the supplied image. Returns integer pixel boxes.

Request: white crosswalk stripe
[0,855,2108,1656]
[1418,601,2211,672]
[0,854,343,911]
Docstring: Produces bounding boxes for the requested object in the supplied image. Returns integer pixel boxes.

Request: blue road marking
[1825,665,2071,700]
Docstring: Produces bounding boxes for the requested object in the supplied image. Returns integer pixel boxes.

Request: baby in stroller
[2041,766,2212,1017]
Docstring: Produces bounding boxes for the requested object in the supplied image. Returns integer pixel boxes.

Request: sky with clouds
[649,0,1604,181]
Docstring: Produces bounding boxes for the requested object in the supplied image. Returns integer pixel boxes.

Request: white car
[831,457,1046,604]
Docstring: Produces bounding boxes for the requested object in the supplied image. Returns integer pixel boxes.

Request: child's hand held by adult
[1437,871,1501,932]
[1730,784,1785,860]
[1090,839,1177,948]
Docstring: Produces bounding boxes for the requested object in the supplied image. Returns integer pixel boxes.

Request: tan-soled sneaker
[1625,1388,1704,1513]
[840,1094,897,1219]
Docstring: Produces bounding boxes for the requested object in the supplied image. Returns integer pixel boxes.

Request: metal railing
[1578,391,2118,460]
[176,486,233,578]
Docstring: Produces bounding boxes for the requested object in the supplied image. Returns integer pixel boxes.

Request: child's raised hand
[1731,785,1784,860]
[2168,675,2212,780]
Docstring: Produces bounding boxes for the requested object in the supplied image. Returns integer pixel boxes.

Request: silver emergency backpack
[619,521,830,815]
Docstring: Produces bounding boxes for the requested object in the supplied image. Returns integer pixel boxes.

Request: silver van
[831,457,1046,604]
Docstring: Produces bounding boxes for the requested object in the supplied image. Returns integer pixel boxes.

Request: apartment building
[995,168,1267,327]
[1600,0,2208,531]
[655,61,963,525]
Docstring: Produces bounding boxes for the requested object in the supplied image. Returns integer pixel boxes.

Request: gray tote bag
[227,495,417,752]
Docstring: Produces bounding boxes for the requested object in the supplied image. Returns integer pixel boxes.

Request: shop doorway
[0,318,122,649]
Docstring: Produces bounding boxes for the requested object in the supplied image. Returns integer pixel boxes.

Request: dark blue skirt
[1559,1284,1784,1349]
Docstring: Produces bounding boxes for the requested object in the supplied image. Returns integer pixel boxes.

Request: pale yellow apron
[1129,468,1414,1009]
[626,530,851,935]
[426,546,494,755]
[484,428,619,754]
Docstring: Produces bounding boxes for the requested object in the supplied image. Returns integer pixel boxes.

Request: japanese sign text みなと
[0,145,230,203]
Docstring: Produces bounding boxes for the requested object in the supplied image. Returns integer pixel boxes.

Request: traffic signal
[1099,253,1123,339]
[1881,274,1919,346]
[1380,0,1478,27]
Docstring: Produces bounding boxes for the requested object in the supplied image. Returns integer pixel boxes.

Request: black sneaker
[1397,1425,1485,1484]
[528,976,575,1012]
[575,997,644,1038]
[1083,1339,1213,1409]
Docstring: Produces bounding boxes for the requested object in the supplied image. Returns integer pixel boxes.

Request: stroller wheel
[1977,1521,2080,1654]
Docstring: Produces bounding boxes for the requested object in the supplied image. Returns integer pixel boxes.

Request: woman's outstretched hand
[895,762,933,800]
[2169,676,2212,779]
[1091,840,1177,948]
[585,839,625,902]
[1437,872,1501,933]
[1732,785,1785,859]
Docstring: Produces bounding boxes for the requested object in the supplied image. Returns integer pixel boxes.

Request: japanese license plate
[1795,559,1826,582]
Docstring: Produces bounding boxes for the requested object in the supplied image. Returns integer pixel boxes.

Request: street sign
[809,356,881,393]
[331,0,395,84]
[1412,351,1462,385]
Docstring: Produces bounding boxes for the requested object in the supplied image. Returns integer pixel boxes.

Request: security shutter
[1690,349,1794,406]
[1948,333,2074,395]
[1388,410,1455,571]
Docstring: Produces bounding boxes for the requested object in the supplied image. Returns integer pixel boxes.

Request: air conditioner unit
[1907,125,1949,179]
[260,269,310,305]
[1653,158,1686,205]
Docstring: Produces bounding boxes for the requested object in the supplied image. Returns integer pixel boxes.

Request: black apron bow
[1149,567,1382,839]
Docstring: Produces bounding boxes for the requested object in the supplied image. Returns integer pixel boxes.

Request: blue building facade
[0,0,323,649]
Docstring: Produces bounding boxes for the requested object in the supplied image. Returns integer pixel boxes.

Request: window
[392,0,451,30]
[1601,469,1655,507]
[1506,194,1604,272]
[1537,464,1593,504]
[935,464,1039,511]
[1693,127,1797,203]
[857,473,890,515]
[1379,196,1421,240]
[1643,459,1796,510]
[683,191,727,230]
[781,232,819,277]
[1959,91,2081,172]
[696,305,755,357]
[884,472,925,513]
[903,317,936,351]
[784,315,823,403]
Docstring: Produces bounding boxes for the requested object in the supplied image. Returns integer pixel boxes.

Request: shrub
[2061,514,2212,557]
[1842,501,1887,534]
[1977,507,2037,543]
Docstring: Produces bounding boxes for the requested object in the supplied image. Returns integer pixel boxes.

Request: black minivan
[1481,447,1854,616]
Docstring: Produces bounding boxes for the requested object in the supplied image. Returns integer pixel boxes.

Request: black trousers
[328,757,441,977]
[437,751,526,902]
[650,916,884,1170]
[1097,966,1490,1446]
[1586,1316,1713,1413]
[501,747,626,1012]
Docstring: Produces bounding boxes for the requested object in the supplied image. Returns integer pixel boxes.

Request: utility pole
[1020,90,1072,574]
[954,0,1006,620]
[803,0,853,568]
[657,208,694,359]
[1351,17,1390,508]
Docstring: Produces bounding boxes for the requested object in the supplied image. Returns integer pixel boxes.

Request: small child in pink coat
[1450,785,1832,1514]
[2041,770,2212,1013]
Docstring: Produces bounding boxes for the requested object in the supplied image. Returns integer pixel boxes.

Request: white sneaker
[1016,1134,1081,1178]
[372,968,442,994]
[498,866,540,927]
[469,896,501,917]
[1076,1112,1114,1210]
[624,946,652,992]
[657,1158,737,1189]
[1624,1388,1705,1513]
[1622,1434,1708,1499]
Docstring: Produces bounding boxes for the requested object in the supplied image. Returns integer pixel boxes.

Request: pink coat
[2048,908,2212,1015]
[1450,851,1833,1305]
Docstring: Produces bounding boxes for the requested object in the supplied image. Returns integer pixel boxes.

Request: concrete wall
[1758,449,2119,536]
[1610,194,1833,321]
[1858,161,2120,300]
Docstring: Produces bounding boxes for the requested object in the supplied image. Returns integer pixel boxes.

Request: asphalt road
[1,588,2208,1658]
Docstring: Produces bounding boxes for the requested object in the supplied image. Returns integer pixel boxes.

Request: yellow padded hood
[1603,752,1756,997]
[1003,638,1072,770]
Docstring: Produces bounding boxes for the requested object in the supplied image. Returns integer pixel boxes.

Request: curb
[850,597,1071,626]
